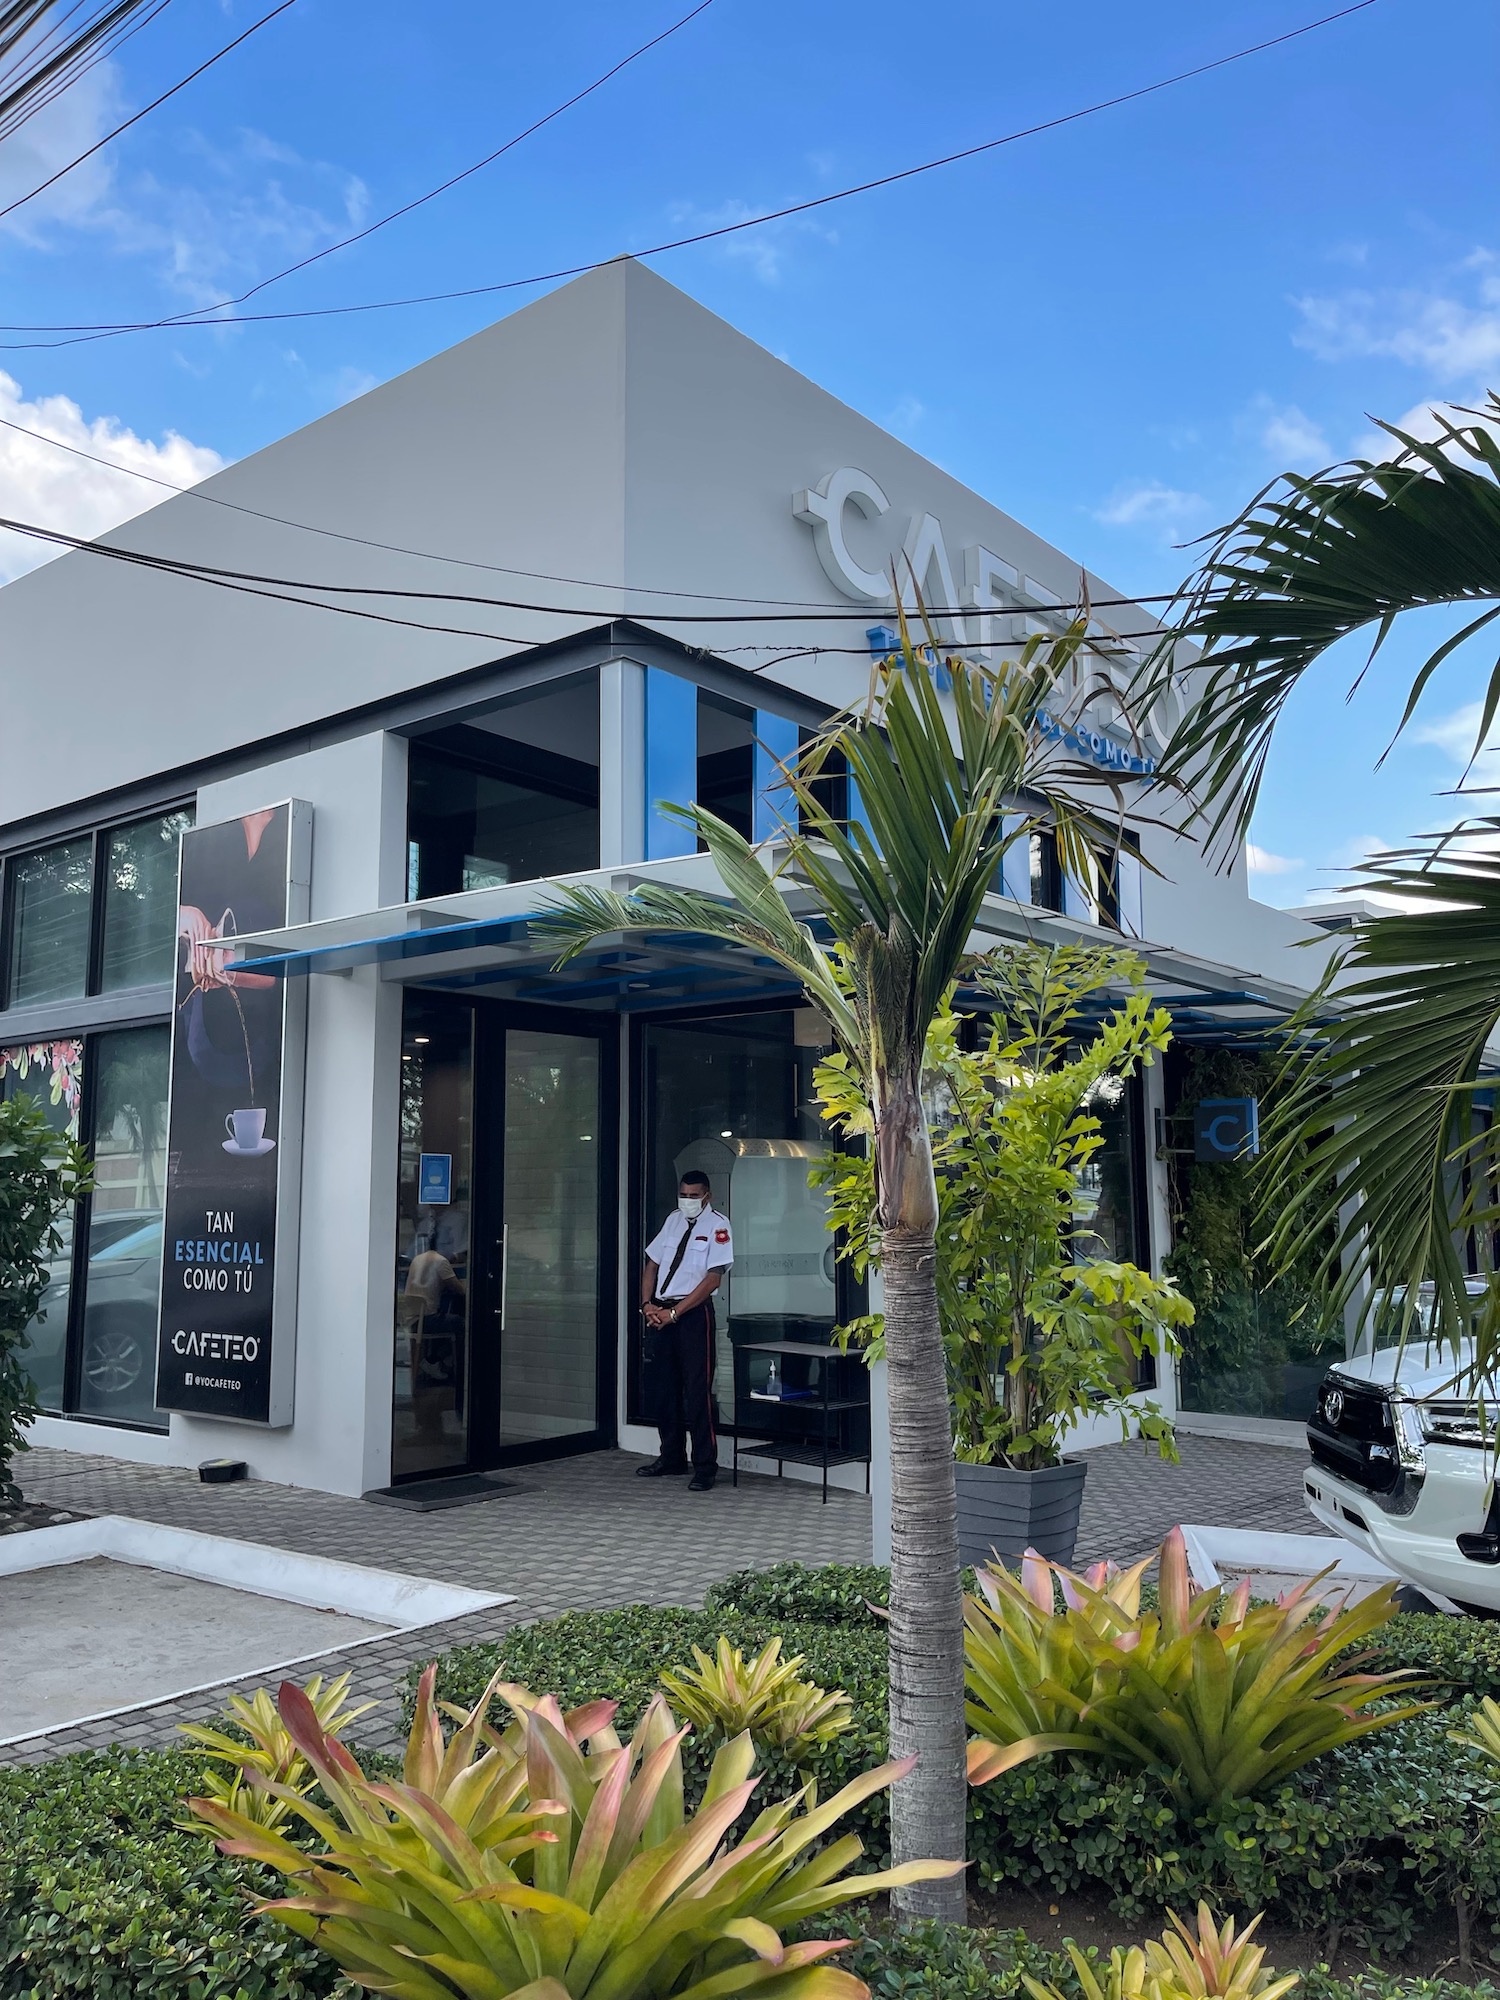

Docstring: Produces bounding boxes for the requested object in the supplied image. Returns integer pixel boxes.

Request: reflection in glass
[642,1010,839,1397]
[393,996,473,1478]
[6,838,92,1005]
[77,1026,169,1425]
[407,674,600,898]
[100,811,193,992]
[0,1040,83,1413]
[499,1030,600,1448]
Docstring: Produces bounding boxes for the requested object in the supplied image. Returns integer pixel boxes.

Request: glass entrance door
[392,992,613,1482]
[493,1026,604,1453]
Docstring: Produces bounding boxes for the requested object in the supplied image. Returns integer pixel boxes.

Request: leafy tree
[538,623,1122,1920]
[0,1093,91,1507]
[1144,397,1500,1356]
[816,941,1189,1468]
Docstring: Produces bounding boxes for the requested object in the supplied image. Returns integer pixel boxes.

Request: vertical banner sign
[155,802,311,1425]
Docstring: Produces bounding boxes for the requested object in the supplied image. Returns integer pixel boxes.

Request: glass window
[0,1039,83,1414]
[76,1026,169,1426]
[6,839,92,1005]
[697,693,753,842]
[640,1009,844,1404]
[1029,830,1063,911]
[393,995,475,1479]
[407,675,600,899]
[100,811,192,992]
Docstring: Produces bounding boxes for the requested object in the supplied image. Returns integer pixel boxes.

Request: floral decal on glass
[0,1039,83,1135]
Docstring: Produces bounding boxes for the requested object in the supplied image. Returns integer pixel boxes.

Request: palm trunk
[878,1069,968,1924]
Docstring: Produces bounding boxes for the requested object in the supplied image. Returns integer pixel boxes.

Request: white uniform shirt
[645,1206,734,1299]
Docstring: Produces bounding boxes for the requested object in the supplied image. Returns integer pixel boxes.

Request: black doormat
[362,1472,523,1513]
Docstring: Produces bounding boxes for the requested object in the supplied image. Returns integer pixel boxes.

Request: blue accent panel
[753,710,800,843]
[1062,866,1095,923]
[644,667,698,861]
[1000,814,1031,902]
[847,774,870,841]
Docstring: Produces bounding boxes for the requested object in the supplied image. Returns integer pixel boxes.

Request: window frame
[0,803,193,1014]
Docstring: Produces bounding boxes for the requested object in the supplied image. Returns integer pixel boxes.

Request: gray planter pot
[954,1457,1088,1570]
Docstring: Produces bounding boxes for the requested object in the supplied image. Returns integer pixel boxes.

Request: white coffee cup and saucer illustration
[222,1108,276,1157]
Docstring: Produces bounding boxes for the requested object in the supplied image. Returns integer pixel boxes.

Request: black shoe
[688,1470,717,1492]
[636,1458,690,1478]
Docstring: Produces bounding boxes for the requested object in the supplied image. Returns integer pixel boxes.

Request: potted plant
[818,942,1192,1565]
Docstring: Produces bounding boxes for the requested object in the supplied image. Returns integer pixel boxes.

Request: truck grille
[1306,1374,1402,1495]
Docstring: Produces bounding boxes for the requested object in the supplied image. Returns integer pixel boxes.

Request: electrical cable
[0,0,1377,348]
[0,501,1193,628]
[140,0,717,327]
[0,0,170,144]
[0,404,1192,624]
[0,0,297,226]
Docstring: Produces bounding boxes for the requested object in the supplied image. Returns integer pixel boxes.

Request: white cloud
[0,373,223,586]
[885,393,924,435]
[1292,259,1500,383]
[662,198,835,285]
[0,60,122,240]
[1412,698,1500,767]
[1258,402,1330,470]
[1246,842,1304,876]
[1092,481,1207,539]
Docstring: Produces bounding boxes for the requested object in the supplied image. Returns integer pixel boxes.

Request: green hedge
[407,1588,1500,1955]
[0,1747,353,2000]
[840,1923,1500,2000]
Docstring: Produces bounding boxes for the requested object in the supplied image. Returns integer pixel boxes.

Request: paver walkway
[3,1431,1309,1764]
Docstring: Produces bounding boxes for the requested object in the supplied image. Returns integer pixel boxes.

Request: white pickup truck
[1304,1339,1500,1616]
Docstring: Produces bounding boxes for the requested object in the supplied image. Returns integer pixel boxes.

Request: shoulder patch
[715,1228,730,1244]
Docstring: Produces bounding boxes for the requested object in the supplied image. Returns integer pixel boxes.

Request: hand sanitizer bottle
[766,1358,781,1400]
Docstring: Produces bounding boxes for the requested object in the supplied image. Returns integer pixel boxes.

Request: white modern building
[0,261,1336,1514]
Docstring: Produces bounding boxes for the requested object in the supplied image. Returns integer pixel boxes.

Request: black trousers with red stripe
[651,1303,717,1472]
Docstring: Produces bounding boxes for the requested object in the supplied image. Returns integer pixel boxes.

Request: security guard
[638,1170,733,1490]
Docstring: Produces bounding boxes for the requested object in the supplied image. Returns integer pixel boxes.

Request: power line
[0,405,1182,626]
[0,502,1203,643]
[0,0,1378,349]
[142,0,716,328]
[0,0,171,146]
[0,0,297,227]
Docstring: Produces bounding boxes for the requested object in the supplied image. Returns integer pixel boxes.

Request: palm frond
[1257,830,1500,1355]
[1141,396,1500,843]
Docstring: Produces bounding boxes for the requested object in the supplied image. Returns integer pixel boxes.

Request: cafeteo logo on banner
[155,801,311,1426]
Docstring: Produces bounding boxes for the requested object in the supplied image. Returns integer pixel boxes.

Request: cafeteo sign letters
[155,801,311,1426]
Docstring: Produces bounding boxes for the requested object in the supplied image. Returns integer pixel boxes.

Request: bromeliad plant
[179,1671,378,1832]
[659,1638,855,1759]
[1023,1905,1299,2000]
[964,1527,1431,1805]
[816,944,1192,1469]
[188,1666,961,2000]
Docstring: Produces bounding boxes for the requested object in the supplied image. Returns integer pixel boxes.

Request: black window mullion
[85,828,107,997]
[0,853,11,1014]
[61,1030,101,1415]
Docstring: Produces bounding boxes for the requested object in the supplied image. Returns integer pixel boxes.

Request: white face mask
[678,1194,705,1219]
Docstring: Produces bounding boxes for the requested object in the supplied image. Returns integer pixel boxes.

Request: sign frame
[154,799,311,1427]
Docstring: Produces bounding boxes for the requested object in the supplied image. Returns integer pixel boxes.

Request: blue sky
[0,0,1495,906]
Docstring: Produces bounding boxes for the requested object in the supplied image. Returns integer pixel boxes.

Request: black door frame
[394,989,618,1481]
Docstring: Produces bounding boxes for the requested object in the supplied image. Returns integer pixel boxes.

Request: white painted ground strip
[0,1515,512,1744]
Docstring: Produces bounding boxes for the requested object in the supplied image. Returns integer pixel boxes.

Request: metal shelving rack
[731,1339,871,1503]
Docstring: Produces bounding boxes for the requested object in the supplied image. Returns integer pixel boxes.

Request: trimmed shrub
[704,1562,893,1627]
[1371,1612,1500,1701]
[0,1747,353,2000]
[413,1600,1500,1955]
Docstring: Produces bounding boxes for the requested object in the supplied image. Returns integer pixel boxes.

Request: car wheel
[82,1318,145,1397]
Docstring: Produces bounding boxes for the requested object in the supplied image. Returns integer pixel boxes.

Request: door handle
[498,1224,509,1331]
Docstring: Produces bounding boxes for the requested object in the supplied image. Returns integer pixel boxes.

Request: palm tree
[537,622,1120,1920]
[1143,396,1500,1355]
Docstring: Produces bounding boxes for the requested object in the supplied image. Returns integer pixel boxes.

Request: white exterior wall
[9,260,1335,1498]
